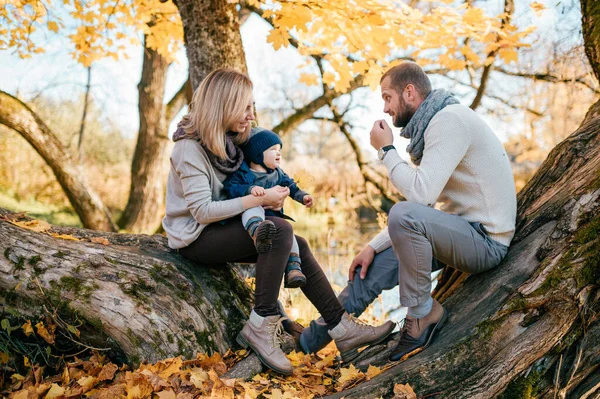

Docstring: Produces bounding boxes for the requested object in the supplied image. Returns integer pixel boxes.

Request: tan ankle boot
[236,310,293,375]
[328,312,395,362]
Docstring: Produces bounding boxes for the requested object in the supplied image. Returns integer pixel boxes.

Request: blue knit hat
[242,128,283,169]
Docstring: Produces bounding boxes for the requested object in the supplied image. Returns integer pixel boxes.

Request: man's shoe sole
[236,333,293,376]
[339,322,396,363]
[389,309,448,362]
[255,222,276,254]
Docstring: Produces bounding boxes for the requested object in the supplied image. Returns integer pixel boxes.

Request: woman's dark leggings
[179,216,344,326]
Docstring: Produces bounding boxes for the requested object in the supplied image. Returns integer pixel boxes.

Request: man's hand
[370,120,393,150]
[251,186,266,196]
[303,195,313,208]
[348,245,376,281]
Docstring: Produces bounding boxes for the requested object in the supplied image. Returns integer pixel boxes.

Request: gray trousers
[299,202,509,354]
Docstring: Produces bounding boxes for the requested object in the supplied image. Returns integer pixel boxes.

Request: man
[299,61,516,362]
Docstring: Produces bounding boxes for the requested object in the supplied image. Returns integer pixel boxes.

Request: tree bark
[172,0,247,89]
[117,40,171,233]
[0,91,116,232]
[0,208,252,364]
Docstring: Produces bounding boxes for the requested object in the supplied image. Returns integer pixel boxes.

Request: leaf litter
[3,345,415,398]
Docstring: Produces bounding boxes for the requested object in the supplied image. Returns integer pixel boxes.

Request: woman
[162,68,394,375]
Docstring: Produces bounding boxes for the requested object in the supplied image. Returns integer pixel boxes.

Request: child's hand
[303,195,313,208]
[251,186,266,196]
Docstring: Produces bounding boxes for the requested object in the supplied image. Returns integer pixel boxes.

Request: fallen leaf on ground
[35,321,55,344]
[11,219,51,233]
[50,233,80,241]
[44,383,66,399]
[392,383,417,399]
[91,237,110,245]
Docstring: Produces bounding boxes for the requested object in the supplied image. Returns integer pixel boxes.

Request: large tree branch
[165,78,192,125]
[0,91,116,231]
[272,76,366,136]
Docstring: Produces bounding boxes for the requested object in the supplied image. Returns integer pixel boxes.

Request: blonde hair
[179,68,254,159]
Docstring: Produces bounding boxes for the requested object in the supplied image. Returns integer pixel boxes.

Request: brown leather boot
[236,310,293,375]
[328,312,395,362]
[389,299,447,361]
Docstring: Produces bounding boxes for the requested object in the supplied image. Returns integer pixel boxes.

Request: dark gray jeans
[299,202,509,354]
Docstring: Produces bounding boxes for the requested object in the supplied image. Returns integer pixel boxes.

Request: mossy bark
[0,208,252,364]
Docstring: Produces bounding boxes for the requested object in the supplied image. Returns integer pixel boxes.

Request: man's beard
[393,101,415,128]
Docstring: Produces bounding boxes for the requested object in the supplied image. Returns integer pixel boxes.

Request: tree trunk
[0,91,116,232]
[0,208,252,364]
[117,40,171,233]
[172,0,247,89]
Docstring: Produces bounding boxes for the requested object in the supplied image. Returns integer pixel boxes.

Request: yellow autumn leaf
[0,351,9,364]
[392,383,417,399]
[47,21,59,33]
[299,73,319,87]
[12,390,29,399]
[50,233,80,241]
[337,364,363,387]
[315,354,335,369]
[322,71,336,86]
[44,383,66,399]
[366,364,381,379]
[155,390,177,399]
[263,389,284,399]
[266,28,290,51]
[189,368,209,388]
[498,48,518,64]
[24,357,30,367]
[77,375,97,391]
[157,357,183,378]
[22,320,34,336]
[35,321,55,344]
[11,219,51,233]
[530,1,545,13]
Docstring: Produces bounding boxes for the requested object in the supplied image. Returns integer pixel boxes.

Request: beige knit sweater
[369,104,517,251]
[162,139,244,249]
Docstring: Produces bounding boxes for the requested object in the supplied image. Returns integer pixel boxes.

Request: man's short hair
[380,62,432,98]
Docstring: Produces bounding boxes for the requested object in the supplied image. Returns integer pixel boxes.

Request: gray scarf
[172,125,244,174]
[400,89,459,165]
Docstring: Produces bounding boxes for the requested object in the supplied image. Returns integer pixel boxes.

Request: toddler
[224,128,313,288]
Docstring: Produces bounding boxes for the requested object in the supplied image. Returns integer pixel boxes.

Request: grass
[0,191,81,227]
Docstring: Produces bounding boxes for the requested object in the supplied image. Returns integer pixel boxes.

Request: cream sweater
[369,104,517,251]
[162,139,244,249]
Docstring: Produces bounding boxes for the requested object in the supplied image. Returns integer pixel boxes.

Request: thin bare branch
[470,0,514,110]
[493,66,600,94]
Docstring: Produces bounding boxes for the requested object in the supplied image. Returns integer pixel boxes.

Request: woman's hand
[262,186,289,210]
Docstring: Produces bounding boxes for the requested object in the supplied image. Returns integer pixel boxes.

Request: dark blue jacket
[224,162,308,218]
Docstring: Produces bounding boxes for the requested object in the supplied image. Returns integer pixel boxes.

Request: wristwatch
[377,145,395,161]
